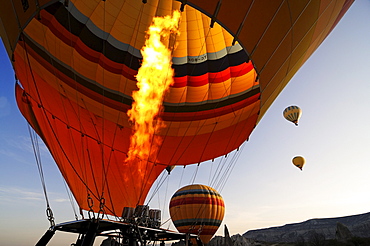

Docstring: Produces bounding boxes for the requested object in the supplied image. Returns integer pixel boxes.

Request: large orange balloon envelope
[11,1,259,215]
[0,0,352,216]
[169,184,225,244]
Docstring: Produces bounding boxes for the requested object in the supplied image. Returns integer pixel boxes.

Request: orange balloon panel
[169,184,225,244]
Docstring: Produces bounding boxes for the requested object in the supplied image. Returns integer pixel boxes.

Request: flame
[126,10,181,162]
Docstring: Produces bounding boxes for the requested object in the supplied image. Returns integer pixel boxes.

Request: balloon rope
[218,143,246,192]
[145,171,167,205]
[190,164,200,184]
[97,0,117,218]
[31,3,95,218]
[99,0,107,209]
[63,0,90,217]
[209,156,226,187]
[20,39,116,215]
[62,178,79,220]
[27,124,55,227]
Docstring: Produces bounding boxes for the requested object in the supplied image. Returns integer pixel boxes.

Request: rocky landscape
[207,212,370,245]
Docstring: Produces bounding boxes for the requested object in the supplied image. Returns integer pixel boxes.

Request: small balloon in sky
[283,105,302,126]
[292,156,305,171]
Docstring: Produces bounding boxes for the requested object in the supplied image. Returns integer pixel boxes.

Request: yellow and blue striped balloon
[169,184,225,244]
[283,106,302,126]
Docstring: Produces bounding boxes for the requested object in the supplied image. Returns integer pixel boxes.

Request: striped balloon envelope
[283,106,302,126]
[169,184,225,244]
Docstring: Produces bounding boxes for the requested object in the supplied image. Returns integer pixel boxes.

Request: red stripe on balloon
[169,197,225,207]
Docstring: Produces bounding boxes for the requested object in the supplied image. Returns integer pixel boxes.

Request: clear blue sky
[1,1,370,245]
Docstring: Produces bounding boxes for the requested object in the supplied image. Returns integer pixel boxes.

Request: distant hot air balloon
[292,156,305,170]
[283,106,302,126]
[169,184,225,244]
[166,165,176,174]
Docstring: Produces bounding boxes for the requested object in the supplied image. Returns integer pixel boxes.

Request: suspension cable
[27,124,55,227]
[63,179,78,220]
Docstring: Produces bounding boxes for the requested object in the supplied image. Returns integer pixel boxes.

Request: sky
[1,1,370,246]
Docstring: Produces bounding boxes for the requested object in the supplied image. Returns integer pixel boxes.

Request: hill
[208,212,370,246]
[242,212,370,243]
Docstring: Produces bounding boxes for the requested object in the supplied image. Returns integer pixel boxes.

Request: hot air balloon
[169,184,225,244]
[283,106,302,126]
[292,156,306,170]
[0,0,353,245]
